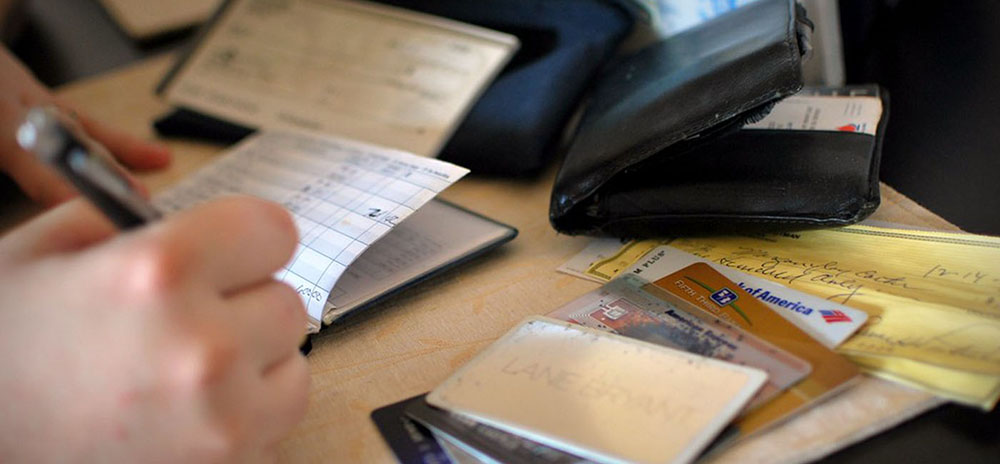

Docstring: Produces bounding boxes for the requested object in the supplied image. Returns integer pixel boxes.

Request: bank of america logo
[820,309,852,323]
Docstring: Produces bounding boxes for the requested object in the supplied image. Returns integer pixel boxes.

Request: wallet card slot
[588,130,881,236]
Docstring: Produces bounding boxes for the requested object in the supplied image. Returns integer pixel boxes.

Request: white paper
[155,130,467,327]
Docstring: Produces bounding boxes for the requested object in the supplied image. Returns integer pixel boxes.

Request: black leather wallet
[586,86,889,236]
[548,0,885,237]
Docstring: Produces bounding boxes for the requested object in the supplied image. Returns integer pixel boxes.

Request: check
[669,225,1000,409]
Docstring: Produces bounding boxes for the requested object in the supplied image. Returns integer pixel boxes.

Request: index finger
[149,196,298,293]
[59,102,172,171]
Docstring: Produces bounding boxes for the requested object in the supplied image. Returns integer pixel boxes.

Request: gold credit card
[646,263,860,441]
[427,316,767,464]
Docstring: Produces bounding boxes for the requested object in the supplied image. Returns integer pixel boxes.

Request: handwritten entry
[669,225,1000,408]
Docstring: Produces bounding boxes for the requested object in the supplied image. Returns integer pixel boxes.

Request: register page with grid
[154,130,468,328]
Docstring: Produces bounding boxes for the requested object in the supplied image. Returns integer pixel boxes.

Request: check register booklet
[154,0,520,331]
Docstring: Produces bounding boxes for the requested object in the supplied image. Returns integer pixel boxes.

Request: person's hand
[0,196,309,462]
[0,46,171,206]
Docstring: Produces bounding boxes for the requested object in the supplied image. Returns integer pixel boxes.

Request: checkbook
[427,316,767,464]
[153,0,522,332]
[154,129,471,331]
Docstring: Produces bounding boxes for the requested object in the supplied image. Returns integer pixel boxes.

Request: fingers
[0,48,168,205]
[0,118,147,206]
[0,199,115,262]
[0,149,77,206]
[149,196,299,293]
[254,354,310,448]
[0,109,164,207]
[57,104,168,200]
[226,279,307,370]
[71,109,172,171]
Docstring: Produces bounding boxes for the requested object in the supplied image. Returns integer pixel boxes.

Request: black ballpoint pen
[16,106,161,229]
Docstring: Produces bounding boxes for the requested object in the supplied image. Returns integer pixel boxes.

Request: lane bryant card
[427,316,767,464]
[548,274,811,411]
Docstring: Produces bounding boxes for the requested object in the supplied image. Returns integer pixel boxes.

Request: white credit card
[627,246,868,348]
[428,316,766,464]
[744,93,883,135]
[548,274,811,412]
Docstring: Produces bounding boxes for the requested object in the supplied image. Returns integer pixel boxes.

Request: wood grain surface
[0,55,957,463]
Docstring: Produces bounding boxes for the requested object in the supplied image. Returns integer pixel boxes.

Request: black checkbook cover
[546,0,889,237]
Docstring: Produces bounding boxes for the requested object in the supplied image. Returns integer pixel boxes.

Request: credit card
[371,395,454,464]
[645,263,859,442]
[548,274,810,410]
[427,316,767,464]
[626,246,867,348]
[435,433,487,464]
[743,93,883,135]
[405,396,588,464]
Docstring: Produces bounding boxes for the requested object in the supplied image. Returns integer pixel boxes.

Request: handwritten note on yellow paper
[586,239,671,280]
[577,226,1000,408]
[665,225,1000,409]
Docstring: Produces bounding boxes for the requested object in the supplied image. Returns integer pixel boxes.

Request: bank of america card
[548,274,810,411]
[427,316,767,464]
[371,395,453,464]
[627,246,867,348]
[643,262,859,442]
[405,395,587,464]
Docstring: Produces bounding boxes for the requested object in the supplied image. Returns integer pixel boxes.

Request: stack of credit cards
[372,393,586,464]
[372,249,865,463]
[374,317,767,464]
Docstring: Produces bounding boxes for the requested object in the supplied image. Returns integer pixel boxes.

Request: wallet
[548,0,888,237]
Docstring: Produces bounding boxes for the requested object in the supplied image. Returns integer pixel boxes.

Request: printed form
[160,0,518,156]
[155,130,468,329]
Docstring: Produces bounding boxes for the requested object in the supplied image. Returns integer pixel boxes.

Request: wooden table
[4,55,956,462]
